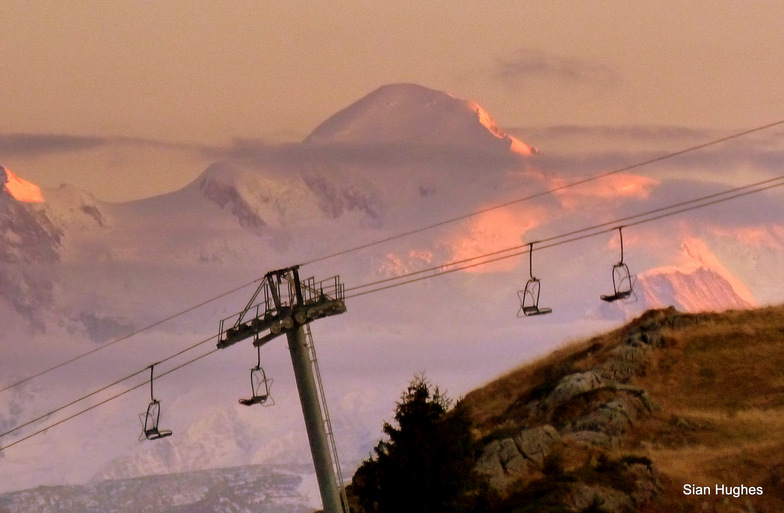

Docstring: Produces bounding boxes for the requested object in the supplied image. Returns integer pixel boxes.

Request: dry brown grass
[465,304,784,512]
[632,306,784,511]
[463,329,621,436]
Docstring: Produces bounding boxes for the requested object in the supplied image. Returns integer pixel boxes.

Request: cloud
[510,124,717,145]
[501,123,784,184]
[550,173,660,210]
[641,178,784,228]
[201,138,528,172]
[494,48,619,86]
[0,133,207,158]
[0,131,529,172]
[510,124,784,159]
[0,133,107,156]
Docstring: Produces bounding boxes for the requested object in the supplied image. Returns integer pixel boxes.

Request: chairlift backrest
[517,242,552,317]
[612,262,633,295]
[143,399,172,440]
[600,227,637,303]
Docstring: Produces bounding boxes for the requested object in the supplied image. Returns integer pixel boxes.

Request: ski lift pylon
[517,242,552,317]
[139,364,172,441]
[239,345,274,407]
[600,226,637,303]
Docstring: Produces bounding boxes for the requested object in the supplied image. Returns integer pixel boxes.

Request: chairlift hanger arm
[234,277,269,329]
[149,364,155,401]
[528,242,535,279]
[233,266,301,331]
[267,272,284,311]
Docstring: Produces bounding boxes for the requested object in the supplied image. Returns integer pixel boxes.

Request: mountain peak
[304,83,538,155]
[1,165,45,203]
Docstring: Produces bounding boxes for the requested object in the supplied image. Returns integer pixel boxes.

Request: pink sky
[1,1,783,201]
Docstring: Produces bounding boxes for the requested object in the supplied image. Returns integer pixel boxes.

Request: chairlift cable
[3,124,784,451]
[0,348,218,452]
[19,173,780,438]
[3,176,783,453]
[0,367,149,441]
[0,333,216,441]
[0,277,263,394]
[345,174,784,294]
[345,178,784,299]
[348,179,784,298]
[298,119,784,267]
[3,121,781,396]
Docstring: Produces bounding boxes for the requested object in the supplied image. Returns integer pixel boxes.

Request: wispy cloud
[0,133,207,157]
[502,122,784,180]
[0,134,106,156]
[494,48,619,87]
[510,124,717,144]
[0,132,528,175]
[529,144,784,180]
[201,137,526,170]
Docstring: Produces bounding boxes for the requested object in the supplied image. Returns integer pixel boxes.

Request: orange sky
[1,1,783,201]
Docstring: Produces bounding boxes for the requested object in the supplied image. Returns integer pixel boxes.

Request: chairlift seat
[238,364,273,407]
[517,278,552,317]
[600,290,632,302]
[144,427,173,440]
[522,305,553,316]
[239,394,269,406]
[141,399,172,441]
[600,261,635,303]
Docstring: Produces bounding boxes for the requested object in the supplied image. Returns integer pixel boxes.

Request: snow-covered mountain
[636,238,756,311]
[1,83,782,500]
[305,83,538,156]
[0,463,319,513]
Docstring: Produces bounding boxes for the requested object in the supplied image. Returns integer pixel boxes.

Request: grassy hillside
[462,305,784,512]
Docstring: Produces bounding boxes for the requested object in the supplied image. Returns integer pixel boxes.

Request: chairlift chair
[600,227,637,303]
[517,242,552,317]
[239,346,274,407]
[140,364,172,441]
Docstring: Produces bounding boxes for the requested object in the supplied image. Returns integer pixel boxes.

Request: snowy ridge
[1,165,44,203]
[0,464,316,513]
[197,162,323,230]
[637,267,754,312]
[635,238,756,312]
[305,83,538,155]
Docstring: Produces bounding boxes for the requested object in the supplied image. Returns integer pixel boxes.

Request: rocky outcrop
[473,308,692,508]
[475,425,561,489]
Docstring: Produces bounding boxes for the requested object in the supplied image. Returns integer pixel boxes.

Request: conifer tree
[348,375,480,513]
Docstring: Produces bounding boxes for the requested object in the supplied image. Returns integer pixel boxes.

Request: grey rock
[475,425,561,491]
[513,425,561,466]
[566,484,634,513]
[562,430,614,448]
[545,371,604,414]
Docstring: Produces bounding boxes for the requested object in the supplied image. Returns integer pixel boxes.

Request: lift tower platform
[217,266,348,513]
